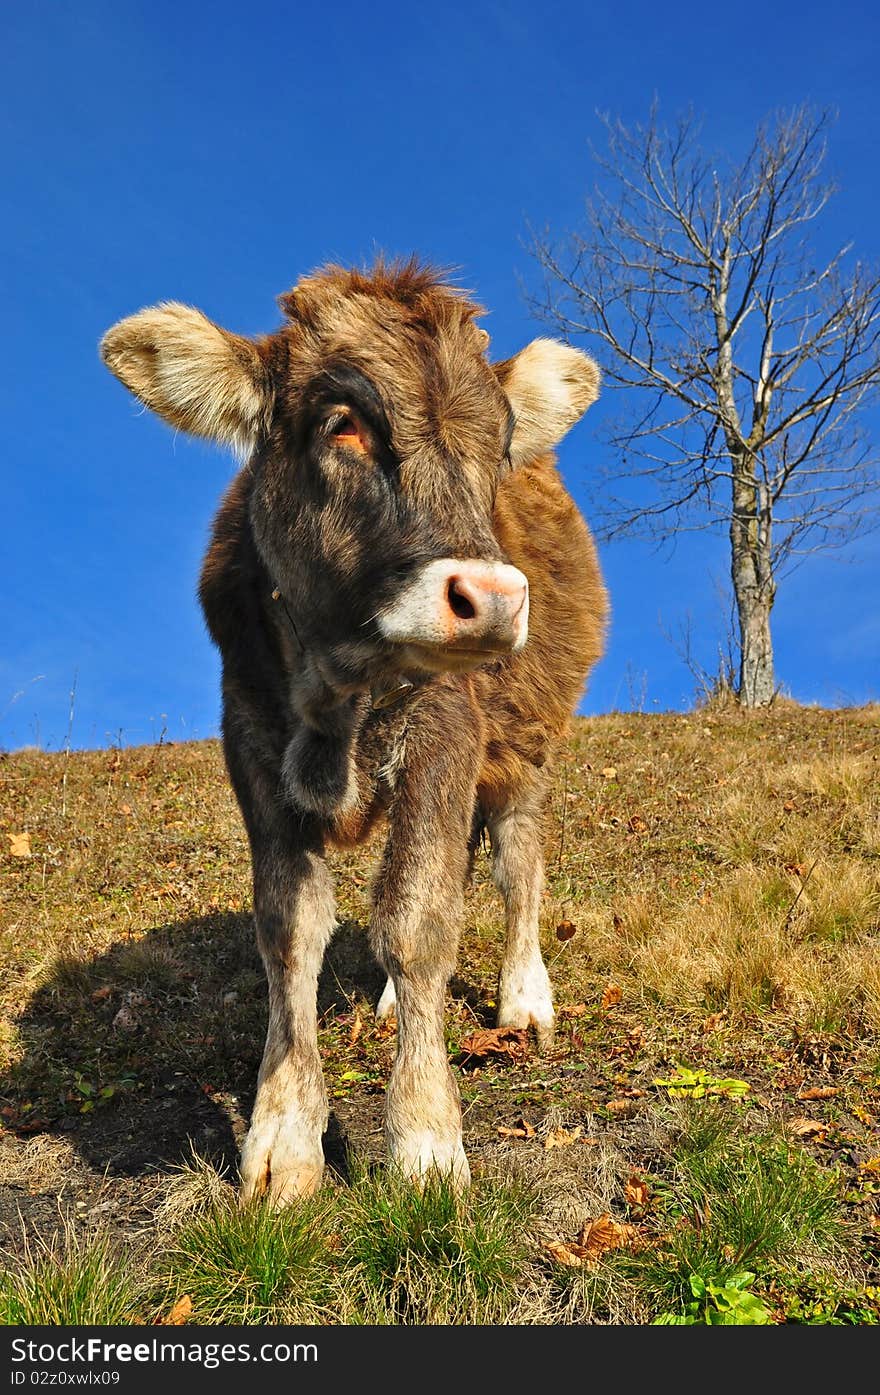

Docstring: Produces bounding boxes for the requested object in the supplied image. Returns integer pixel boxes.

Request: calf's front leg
[239,840,336,1204]
[370,711,477,1187]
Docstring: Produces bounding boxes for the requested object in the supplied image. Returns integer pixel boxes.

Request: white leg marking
[489,801,556,1050]
[376,975,397,1021]
[385,978,469,1189]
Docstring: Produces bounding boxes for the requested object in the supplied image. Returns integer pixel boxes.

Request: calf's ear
[495,339,600,467]
[100,303,272,457]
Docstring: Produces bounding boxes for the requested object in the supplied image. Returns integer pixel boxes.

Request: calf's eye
[328,409,370,455]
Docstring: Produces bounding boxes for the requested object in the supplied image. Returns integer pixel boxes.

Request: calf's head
[102,262,599,807]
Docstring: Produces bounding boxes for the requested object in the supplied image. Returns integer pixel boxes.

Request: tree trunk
[735,580,775,706]
[731,468,776,708]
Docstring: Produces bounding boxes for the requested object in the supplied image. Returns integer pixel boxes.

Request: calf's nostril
[447,578,477,622]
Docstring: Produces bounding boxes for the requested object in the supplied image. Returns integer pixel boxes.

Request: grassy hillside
[1,705,878,1324]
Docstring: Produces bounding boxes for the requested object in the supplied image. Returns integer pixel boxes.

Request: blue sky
[2,0,878,751]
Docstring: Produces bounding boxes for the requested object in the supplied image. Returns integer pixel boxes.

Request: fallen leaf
[796,1086,838,1101]
[860,1157,880,1174]
[791,1117,827,1140]
[90,986,113,1003]
[576,1214,643,1260]
[701,1011,726,1033]
[601,984,622,1010]
[782,799,796,812]
[601,766,618,781]
[8,832,31,857]
[545,1125,583,1150]
[624,1173,650,1211]
[559,1003,588,1017]
[349,1010,363,1046]
[160,1295,193,1326]
[555,919,577,941]
[543,1239,590,1268]
[458,1026,529,1065]
[627,814,648,834]
[605,1098,636,1115]
[497,1116,536,1139]
[784,862,810,878]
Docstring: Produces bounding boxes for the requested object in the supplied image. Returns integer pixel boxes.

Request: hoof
[239,1119,324,1206]
[498,961,555,1053]
[388,1133,471,1191]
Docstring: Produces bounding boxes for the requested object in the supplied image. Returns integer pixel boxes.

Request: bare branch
[529,103,880,704]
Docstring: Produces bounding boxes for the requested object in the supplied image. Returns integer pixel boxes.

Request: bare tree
[531,107,880,706]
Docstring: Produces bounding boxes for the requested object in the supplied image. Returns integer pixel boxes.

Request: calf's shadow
[3,910,394,1186]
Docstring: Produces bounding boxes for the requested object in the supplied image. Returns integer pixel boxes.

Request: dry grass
[1,703,878,1323]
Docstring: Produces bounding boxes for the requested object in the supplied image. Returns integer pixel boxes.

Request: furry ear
[101,303,272,457]
[494,339,600,466]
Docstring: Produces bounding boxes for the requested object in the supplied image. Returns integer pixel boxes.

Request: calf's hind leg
[486,780,555,1050]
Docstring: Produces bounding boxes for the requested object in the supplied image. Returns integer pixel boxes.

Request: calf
[101,260,607,1203]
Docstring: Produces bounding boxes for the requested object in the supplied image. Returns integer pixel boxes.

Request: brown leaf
[624,1173,650,1211]
[782,799,796,812]
[555,919,577,941]
[559,1003,588,1017]
[627,814,648,834]
[784,862,810,878]
[545,1125,583,1150]
[601,984,622,1011]
[497,1116,536,1139]
[90,985,113,1003]
[576,1214,643,1260]
[796,1086,838,1101]
[160,1295,193,1326]
[8,831,31,858]
[601,766,618,781]
[702,1011,726,1033]
[543,1239,590,1268]
[458,1026,529,1064]
[791,1117,827,1140]
[349,1010,363,1046]
[605,1098,636,1115]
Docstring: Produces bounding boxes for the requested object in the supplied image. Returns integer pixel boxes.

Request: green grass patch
[334,1164,539,1323]
[0,1224,141,1325]
[553,1102,850,1325]
[163,1195,330,1325]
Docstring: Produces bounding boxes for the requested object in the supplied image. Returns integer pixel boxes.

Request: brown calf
[101,260,607,1203]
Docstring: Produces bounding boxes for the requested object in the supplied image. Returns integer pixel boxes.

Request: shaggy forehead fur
[275,260,509,501]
